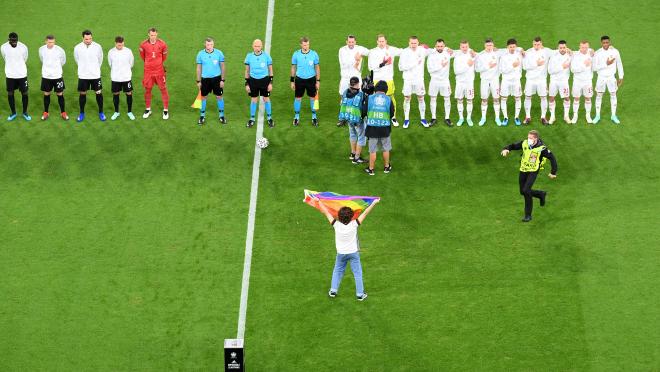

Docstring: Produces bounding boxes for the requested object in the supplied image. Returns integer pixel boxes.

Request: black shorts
[41,78,65,93]
[248,77,271,98]
[78,78,102,92]
[111,81,133,93]
[201,76,223,96]
[294,76,317,98]
[6,77,28,93]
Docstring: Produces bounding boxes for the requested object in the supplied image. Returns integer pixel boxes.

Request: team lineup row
[1,30,623,127]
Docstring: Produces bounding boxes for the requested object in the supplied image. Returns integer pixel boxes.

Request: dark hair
[533,36,542,42]
[436,38,445,44]
[82,29,92,37]
[409,35,418,40]
[46,34,55,41]
[506,38,517,46]
[148,27,158,33]
[601,35,610,41]
[338,207,353,224]
[300,36,309,43]
[375,80,388,93]
[8,32,18,40]
[349,76,360,86]
[484,37,493,43]
[558,39,567,45]
[347,34,356,40]
[115,36,124,43]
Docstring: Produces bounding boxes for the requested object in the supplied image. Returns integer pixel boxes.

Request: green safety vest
[520,140,547,172]
[366,93,392,127]
[338,91,364,125]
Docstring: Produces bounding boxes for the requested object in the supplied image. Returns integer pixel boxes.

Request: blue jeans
[330,252,364,296]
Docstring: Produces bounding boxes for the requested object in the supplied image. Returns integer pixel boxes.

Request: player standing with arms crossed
[139,28,169,120]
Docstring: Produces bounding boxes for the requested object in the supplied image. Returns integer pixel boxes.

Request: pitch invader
[453,40,476,126]
[1,32,30,121]
[245,39,274,128]
[523,36,555,125]
[547,40,572,124]
[570,41,594,124]
[39,35,68,121]
[427,39,453,127]
[475,38,502,126]
[337,35,369,126]
[499,38,524,126]
[73,30,105,122]
[593,35,624,124]
[139,28,169,120]
[398,36,430,128]
[290,36,320,127]
[108,36,135,120]
[368,34,402,126]
[195,37,226,126]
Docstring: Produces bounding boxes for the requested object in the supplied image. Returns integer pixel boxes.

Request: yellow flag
[191,90,202,109]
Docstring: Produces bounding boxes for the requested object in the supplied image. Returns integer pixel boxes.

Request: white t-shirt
[499,50,523,81]
[39,45,66,79]
[594,47,623,79]
[453,50,475,84]
[368,45,402,82]
[398,47,428,82]
[74,41,103,79]
[1,41,28,79]
[108,47,134,82]
[332,219,360,254]
[523,47,555,80]
[427,49,452,81]
[548,52,571,82]
[475,50,500,81]
[571,51,593,82]
[338,45,369,79]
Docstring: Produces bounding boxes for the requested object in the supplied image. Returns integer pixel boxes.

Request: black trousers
[519,171,544,216]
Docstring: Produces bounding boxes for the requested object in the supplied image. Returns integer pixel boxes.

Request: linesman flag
[191,90,203,109]
[314,93,320,111]
[303,189,380,220]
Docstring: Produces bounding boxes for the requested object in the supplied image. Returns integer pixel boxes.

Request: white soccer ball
[256,137,269,149]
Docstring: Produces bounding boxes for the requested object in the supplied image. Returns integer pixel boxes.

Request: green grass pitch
[1,0,659,370]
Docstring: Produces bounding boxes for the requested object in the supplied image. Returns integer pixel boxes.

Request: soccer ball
[256,137,269,149]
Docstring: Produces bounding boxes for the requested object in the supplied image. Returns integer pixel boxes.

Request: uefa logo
[374,95,386,106]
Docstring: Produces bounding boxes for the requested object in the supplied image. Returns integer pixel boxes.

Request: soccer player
[593,35,624,124]
[139,28,169,120]
[475,38,502,126]
[338,35,369,126]
[1,32,30,121]
[245,39,273,128]
[108,36,135,120]
[73,29,105,122]
[195,37,226,126]
[523,36,555,124]
[547,40,572,124]
[368,34,402,126]
[570,41,594,124]
[453,40,475,126]
[290,36,320,127]
[427,39,454,127]
[398,36,429,128]
[38,34,68,121]
[499,38,524,126]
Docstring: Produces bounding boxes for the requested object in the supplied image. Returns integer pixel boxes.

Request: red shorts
[143,74,167,89]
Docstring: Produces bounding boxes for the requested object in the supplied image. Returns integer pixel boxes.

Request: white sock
[444,97,451,119]
[540,96,548,118]
[457,100,464,119]
[611,95,617,116]
[563,100,570,117]
[494,100,500,119]
[501,98,508,118]
[595,94,603,116]
[515,97,522,118]
[403,99,411,120]
[467,101,473,118]
[524,96,532,118]
[418,98,426,119]
[430,97,437,119]
[549,100,556,117]
[572,101,579,119]
[481,102,487,119]
[585,100,592,119]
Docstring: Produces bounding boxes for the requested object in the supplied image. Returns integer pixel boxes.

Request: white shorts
[572,80,593,98]
[428,79,451,97]
[524,78,548,96]
[454,82,474,100]
[500,79,522,97]
[595,76,617,93]
[402,79,425,96]
[480,78,500,99]
[549,79,570,98]
[339,76,361,95]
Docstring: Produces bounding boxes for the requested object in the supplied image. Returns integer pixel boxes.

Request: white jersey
[333,220,359,254]
[398,47,428,82]
[547,52,571,82]
[1,41,28,79]
[38,45,66,79]
[108,47,134,82]
[368,45,402,82]
[523,47,555,80]
[453,50,475,84]
[475,50,500,81]
[338,45,369,79]
[73,41,103,79]
[570,51,593,81]
[427,49,452,82]
[499,49,523,81]
[594,47,624,79]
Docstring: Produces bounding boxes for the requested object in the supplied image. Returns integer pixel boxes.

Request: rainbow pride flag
[303,189,380,220]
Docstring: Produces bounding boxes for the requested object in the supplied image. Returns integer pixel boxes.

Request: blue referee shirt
[291,49,319,79]
[196,48,225,78]
[244,51,272,79]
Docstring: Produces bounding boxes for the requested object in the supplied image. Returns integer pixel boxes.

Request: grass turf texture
[2,0,660,370]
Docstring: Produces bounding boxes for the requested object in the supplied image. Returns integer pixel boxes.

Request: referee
[501,130,557,222]
[244,39,274,128]
[195,37,226,126]
[290,36,320,127]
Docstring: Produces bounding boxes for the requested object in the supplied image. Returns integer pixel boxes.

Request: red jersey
[139,39,168,75]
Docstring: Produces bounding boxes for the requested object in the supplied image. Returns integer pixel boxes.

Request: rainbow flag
[191,90,202,109]
[303,189,380,220]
